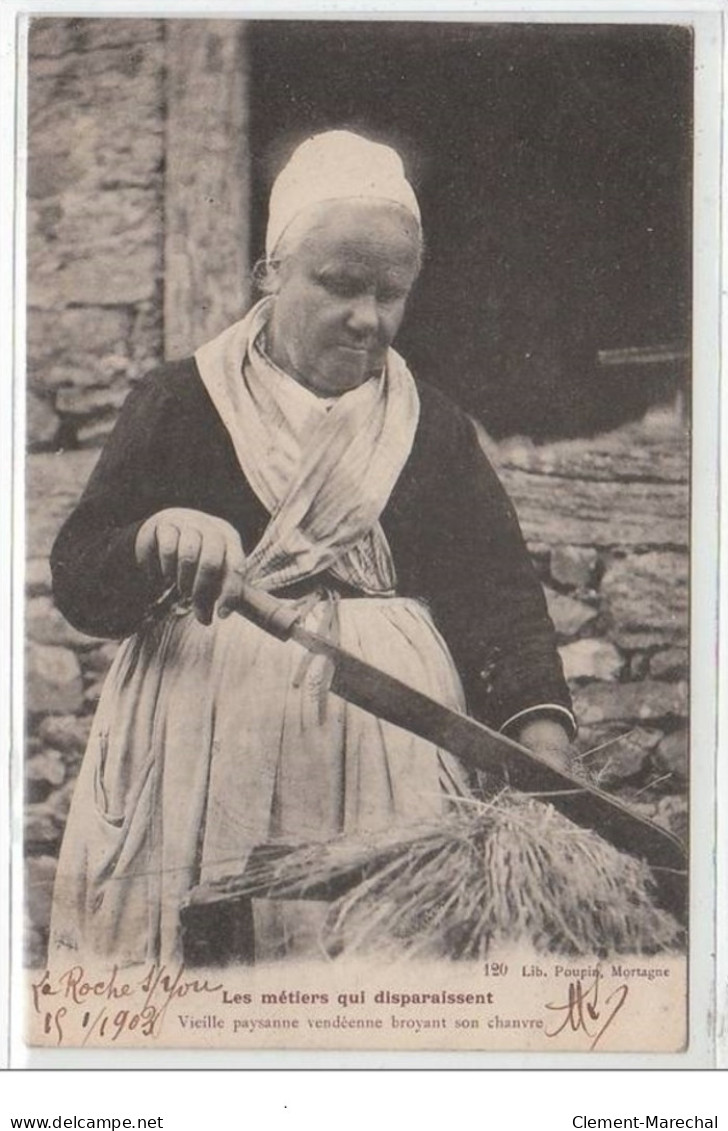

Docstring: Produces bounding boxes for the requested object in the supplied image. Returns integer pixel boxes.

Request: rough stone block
[30,240,160,309]
[550,545,598,589]
[572,680,688,726]
[38,714,92,755]
[525,542,551,568]
[55,384,129,418]
[574,725,661,786]
[28,186,161,310]
[26,643,84,715]
[25,802,63,849]
[543,589,596,638]
[601,552,688,648]
[98,129,164,191]
[494,428,688,484]
[26,558,52,596]
[27,750,66,791]
[27,306,133,385]
[130,301,163,363]
[576,723,662,756]
[27,390,60,448]
[594,743,650,786]
[26,734,44,758]
[46,779,78,825]
[27,596,96,649]
[29,17,162,60]
[62,186,158,247]
[82,641,119,675]
[560,638,624,682]
[29,19,77,58]
[24,924,48,969]
[25,855,57,931]
[29,92,163,203]
[84,680,105,709]
[499,469,688,550]
[26,450,98,558]
[653,729,688,782]
[649,648,688,681]
[655,794,688,840]
[629,653,651,681]
[76,418,120,447]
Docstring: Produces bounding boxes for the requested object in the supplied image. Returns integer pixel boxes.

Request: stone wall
[27,18,166,452]
[25,17,166,959]
[27,17,251,452]
[484,415,689,840]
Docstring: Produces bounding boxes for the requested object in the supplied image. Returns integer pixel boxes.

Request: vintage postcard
[8,10,722,1064]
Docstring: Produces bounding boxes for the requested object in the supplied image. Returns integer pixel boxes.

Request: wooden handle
[234,582,302,641]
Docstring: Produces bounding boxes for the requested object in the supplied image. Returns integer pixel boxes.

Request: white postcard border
[1,0,724,1070]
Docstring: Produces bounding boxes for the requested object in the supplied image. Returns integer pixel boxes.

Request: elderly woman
[49,131,574,964]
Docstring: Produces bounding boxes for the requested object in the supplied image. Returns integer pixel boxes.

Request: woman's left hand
[513,717,574,773]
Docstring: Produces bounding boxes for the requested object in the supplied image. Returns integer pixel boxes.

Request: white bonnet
[265,130,421,259]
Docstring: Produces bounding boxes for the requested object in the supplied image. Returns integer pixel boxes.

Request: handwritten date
[31,963,223,1045]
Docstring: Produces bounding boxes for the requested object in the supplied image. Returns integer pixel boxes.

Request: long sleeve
[51,359,272,640]
[383,382,574,733]
[443,415,574,731]
[50,376,176,639]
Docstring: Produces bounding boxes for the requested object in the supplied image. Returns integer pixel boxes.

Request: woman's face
[266,200,422,396]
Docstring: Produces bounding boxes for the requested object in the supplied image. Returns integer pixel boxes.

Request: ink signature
[31,963,223,1046]
[544,971,629,1049]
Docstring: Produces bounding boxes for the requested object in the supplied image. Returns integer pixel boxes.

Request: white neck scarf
[194,298,420,595]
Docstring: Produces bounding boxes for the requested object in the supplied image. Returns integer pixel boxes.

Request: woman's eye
[318,275,363,298]
[377,287,406,304]
[315,274,407,303]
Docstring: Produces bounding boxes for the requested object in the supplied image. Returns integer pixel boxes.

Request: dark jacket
[51,358,573,733]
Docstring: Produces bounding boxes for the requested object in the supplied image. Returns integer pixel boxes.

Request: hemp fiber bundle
[239,791,684,960]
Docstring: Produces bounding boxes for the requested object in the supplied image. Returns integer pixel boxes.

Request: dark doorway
[248,21,692,440]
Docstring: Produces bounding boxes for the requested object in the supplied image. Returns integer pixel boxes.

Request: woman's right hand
[135,508,246,625]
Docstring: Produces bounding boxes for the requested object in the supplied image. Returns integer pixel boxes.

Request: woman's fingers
[190,529,227,624]
[134,517,160,582]
[155,522,181,588]
[176,527,203,599]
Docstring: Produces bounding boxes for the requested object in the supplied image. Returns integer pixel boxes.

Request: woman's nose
[345,293,379,335]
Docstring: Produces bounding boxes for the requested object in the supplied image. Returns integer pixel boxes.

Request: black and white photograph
[14,12,714,1059]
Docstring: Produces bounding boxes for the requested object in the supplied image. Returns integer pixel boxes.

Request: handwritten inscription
[544,972,629,1049]
[31,964,223,1046]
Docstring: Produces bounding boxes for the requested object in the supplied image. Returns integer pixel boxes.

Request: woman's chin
[304,359,376,396]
